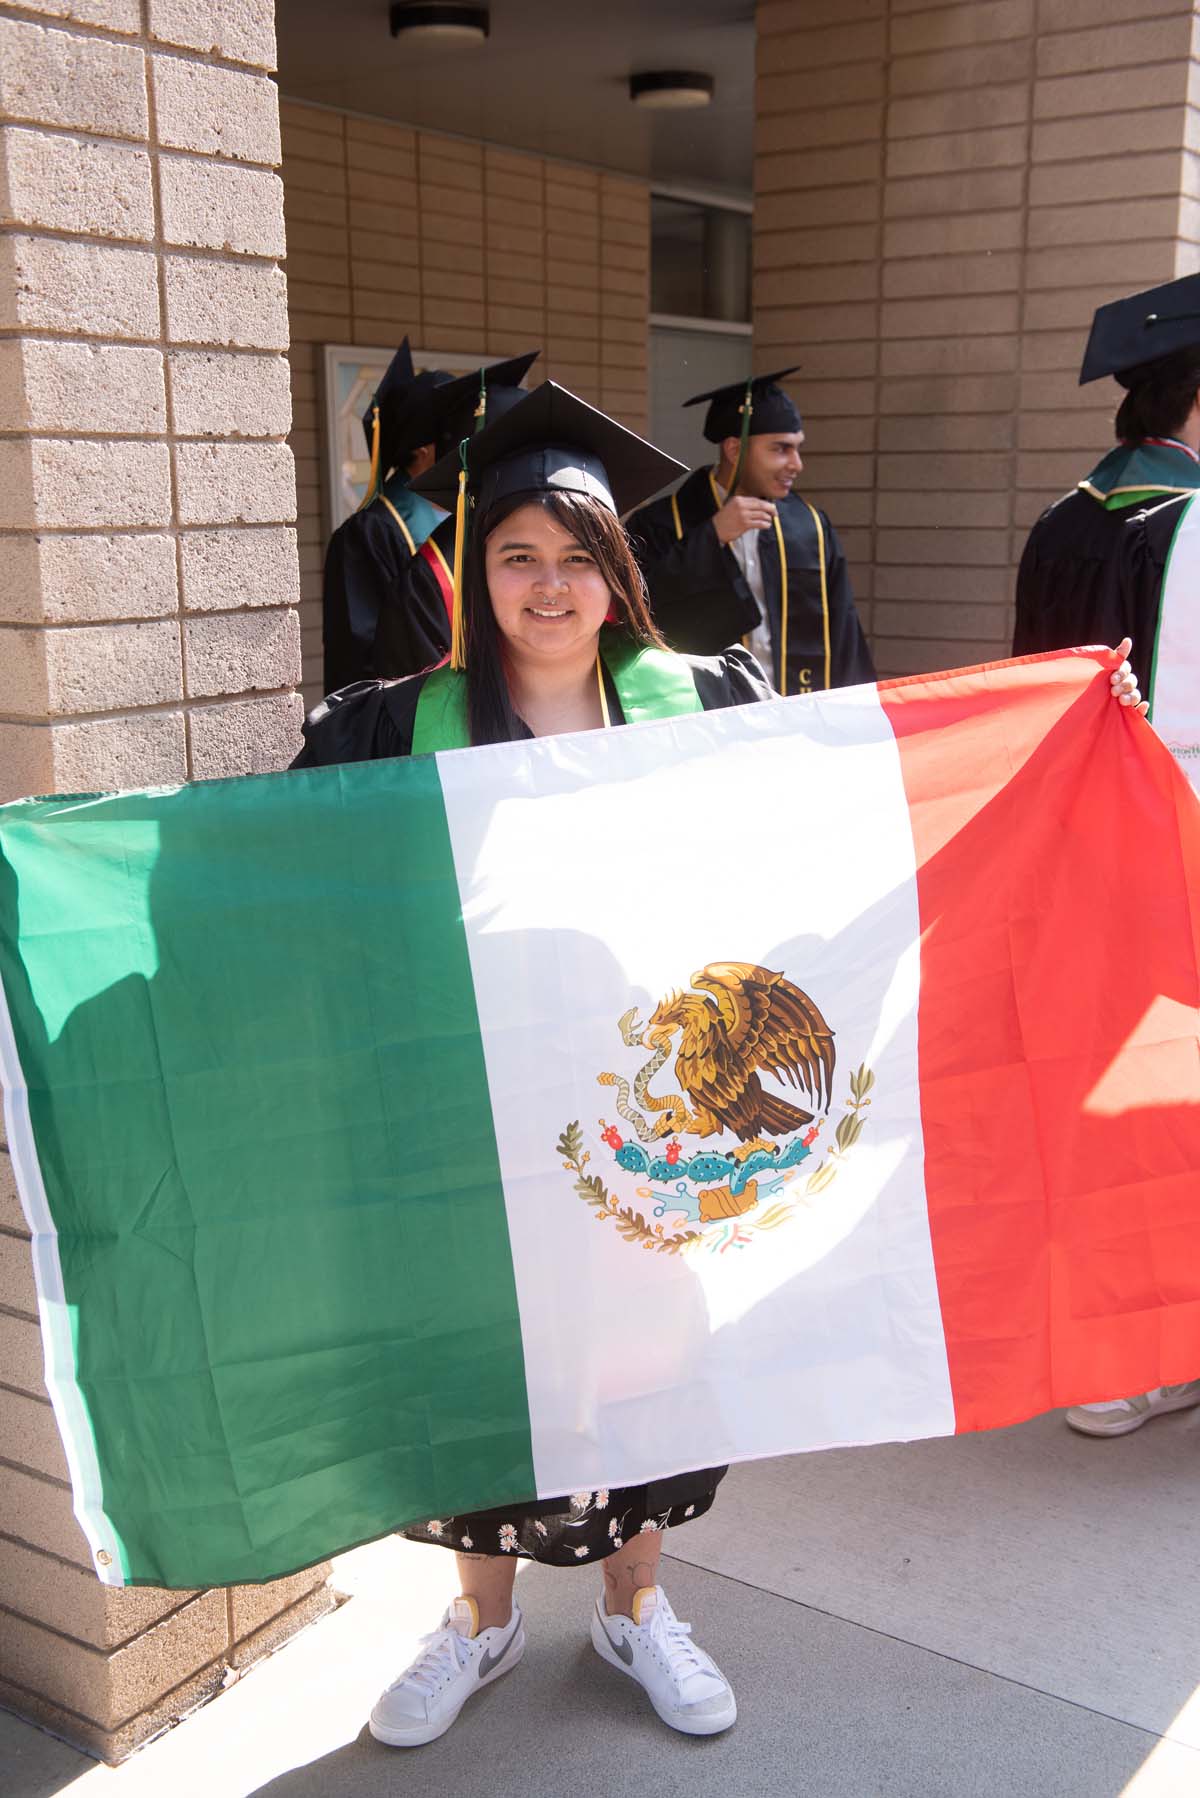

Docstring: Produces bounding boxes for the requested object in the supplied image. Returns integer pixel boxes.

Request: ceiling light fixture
[389,3,490,43]
[629,71,714,110]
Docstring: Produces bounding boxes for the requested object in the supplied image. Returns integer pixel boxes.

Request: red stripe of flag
[881,649,1200,1431]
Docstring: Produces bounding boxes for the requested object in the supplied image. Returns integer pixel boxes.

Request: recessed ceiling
[275,0,755,198]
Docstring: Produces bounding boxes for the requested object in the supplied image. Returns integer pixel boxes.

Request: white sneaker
[369,1595,525,1747]
[1065,1380,1200,1438]
[590,1585,736,1736]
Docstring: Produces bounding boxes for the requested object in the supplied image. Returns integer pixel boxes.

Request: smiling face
[484,500,614,663]
[720,429,805,501]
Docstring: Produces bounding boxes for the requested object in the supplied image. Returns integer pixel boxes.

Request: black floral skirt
[400,1469,724,1567]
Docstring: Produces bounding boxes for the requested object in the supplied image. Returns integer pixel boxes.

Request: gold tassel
[595,653,611,728]
[356,402,381,511]
[449,459,469,671]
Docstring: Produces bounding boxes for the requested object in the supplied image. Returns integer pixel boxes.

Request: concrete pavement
[4,1407,1199,1797]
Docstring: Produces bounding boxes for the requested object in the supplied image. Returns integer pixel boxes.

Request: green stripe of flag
[0,759,535,1588]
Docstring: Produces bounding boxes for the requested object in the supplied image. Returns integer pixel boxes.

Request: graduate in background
[321,340,453,693]
[369,351,540,682]
[1014,274,1200,1442]
[627,369,874,696]
[1014,273,1200,695]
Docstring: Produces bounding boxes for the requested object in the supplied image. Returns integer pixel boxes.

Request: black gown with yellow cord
[627,369,875,696]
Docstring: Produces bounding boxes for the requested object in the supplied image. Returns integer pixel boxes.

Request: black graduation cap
[1080,275,1200,386]
[364,341,457,456]
[413,380,685,519]
[363,338,413,449]
[408,350,541,455]
[358,339,457,505]
[684,366,803,442]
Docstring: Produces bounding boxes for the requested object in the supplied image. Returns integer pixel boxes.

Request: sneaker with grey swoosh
[369,1596,525,1747]
[590,1586,736,1736]
[599,1617,635,1666]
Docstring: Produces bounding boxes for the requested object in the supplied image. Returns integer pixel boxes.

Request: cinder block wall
[278,98,651,704]
[0,0,306,800]
[0,0,331,1763]
[755,0,1200,677]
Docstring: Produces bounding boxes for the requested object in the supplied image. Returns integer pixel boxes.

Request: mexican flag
[2,650,1198,1591]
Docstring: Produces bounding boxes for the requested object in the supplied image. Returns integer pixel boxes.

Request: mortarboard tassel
[727,379,754,497]
[448,371,488,669]
[449,438,470,671]
[356,401,382,511]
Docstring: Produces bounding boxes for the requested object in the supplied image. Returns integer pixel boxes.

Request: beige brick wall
[0,3,304,805]
[279,99,651,702]
[755,0,1200,677]
[0,1,330,1763]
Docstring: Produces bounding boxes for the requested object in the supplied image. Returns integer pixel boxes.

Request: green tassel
[728,379,754,497]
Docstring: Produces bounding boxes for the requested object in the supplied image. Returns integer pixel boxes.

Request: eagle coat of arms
[556,961,876,1257]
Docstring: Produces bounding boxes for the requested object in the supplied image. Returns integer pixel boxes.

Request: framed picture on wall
[320,344,491,535]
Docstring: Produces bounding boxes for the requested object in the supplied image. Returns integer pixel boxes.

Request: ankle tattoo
[604,1556,657,1596]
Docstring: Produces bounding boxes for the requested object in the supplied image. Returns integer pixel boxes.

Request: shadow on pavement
[248,1552,1175,1798]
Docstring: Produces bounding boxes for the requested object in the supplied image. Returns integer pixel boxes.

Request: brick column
[754,0,1200,677]
[600,175,650,438]
[0,0,331,1763]
[755,0,885,651]
[545,160,603,400]
[1017,0,1200,559]
[485,144,546,359]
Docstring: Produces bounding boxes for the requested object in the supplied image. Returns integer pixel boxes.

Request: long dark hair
[1115,347,1200,443]
[462,489,666,746]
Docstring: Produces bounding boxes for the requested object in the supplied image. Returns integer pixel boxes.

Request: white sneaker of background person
[1065,1380,1200,1438]
[369,1595,525,1746]
[590,1584,737,1735]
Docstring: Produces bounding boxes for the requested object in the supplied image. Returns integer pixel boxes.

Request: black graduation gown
[1014,490,1191,693]
[292,641,773,768]
[627,466,875,694]
[321,503,414,693]
[291,643,771,1557]
[371,511,455,682]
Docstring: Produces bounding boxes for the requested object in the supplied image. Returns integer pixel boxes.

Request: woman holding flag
[293,381,1145,1750]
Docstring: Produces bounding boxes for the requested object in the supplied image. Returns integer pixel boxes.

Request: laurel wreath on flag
[803,1062,874,1195]
[556,1062,874,1256]
[556,1121,702,1255]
